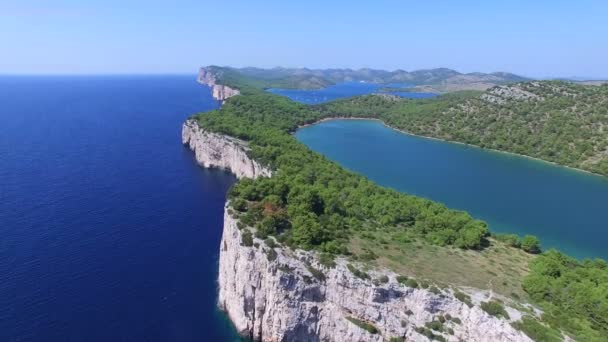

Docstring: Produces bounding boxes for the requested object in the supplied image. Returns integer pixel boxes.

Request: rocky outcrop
[198,67,240,103]
[218,210,532,342]
[182,120,271,179]
[481,84,543,104]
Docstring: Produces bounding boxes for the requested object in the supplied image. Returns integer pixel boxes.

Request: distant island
[185,66,608,342]
[202,65,529,93]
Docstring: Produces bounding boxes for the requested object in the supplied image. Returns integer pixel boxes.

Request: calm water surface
[268,82,437,104]
[296,120,608,260]
[0,76,241,341]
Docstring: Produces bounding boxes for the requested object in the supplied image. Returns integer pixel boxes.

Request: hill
[205,65,528,92]
[321,81,608,176]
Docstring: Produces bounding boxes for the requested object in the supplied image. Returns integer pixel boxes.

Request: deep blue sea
[268,82,437,104]
[0,76,242,341]
[296,120,608,260]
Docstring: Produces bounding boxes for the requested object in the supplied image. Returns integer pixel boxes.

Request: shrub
[345,317,378,334]
[429,286,441,295]
[405,278,419,288]
[396,275,408,284]
[265,237,277,248]
[264,248,277,261]
[318,253,336,268]
[481,301,510,319]
[455,221,488,249]
[278,264,294,273]
[241,230,254,247]
[521,235,541,254]
[494,233,521,248]
[232,198,248,212]
[454,291,473,308]
[378,275,389,284]
[512,316,562,342]
[306,265,326,282]
[347,264,370,280]
[414,326,446,342]
[425,320,444,331]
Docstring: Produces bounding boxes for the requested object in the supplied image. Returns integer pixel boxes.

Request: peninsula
[185,66,608,342]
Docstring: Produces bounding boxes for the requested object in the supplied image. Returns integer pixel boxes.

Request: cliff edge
[182,120,271,179]
[198,67,241,103]
[219,210,531,342]
[182,119,532,342]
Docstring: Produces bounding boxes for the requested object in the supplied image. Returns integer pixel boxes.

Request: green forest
[192,68,608,341]
[320,82,608,176]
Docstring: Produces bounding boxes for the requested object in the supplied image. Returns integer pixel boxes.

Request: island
[184,66,608,342]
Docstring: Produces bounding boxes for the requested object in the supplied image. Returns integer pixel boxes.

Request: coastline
[295,117,606,179]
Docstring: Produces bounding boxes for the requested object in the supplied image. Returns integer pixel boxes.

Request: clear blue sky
[2,0,607,78]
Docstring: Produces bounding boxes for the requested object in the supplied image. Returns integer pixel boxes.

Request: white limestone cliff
[182,120,271,179]
[184,76,534,341]
[218,209,532,342]
[198,67,241,103]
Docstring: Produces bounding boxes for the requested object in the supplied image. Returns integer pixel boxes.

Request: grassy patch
[350,232,534,298]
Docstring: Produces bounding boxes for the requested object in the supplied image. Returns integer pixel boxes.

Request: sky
[1,0,607,78]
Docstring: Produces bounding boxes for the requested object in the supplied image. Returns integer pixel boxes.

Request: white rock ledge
[182,120,272,179]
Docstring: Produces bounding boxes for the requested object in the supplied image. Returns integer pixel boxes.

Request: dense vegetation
[197,92,492,252]
[522,250,608,340]
[321,82,608,176]
[193,67,608,340]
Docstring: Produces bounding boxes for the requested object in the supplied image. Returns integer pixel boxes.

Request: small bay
[296,119,608,260]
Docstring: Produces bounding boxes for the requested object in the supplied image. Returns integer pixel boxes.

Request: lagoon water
[0,76,241,341]
[268,82,437,104]
[296,119,608,260]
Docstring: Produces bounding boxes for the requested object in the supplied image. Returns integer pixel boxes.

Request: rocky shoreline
[182,118,533,342]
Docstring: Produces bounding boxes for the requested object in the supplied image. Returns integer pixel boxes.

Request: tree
[521,235,541,254]
[455,220,488,249]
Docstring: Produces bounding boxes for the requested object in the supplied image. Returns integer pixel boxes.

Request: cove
[296,119,608,260]
[268,82,437,104]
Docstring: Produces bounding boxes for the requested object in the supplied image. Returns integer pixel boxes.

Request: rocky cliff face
[198,67,240,103]
[181,120,271,179]
[219,211,532,342]
[183,95,532,341]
